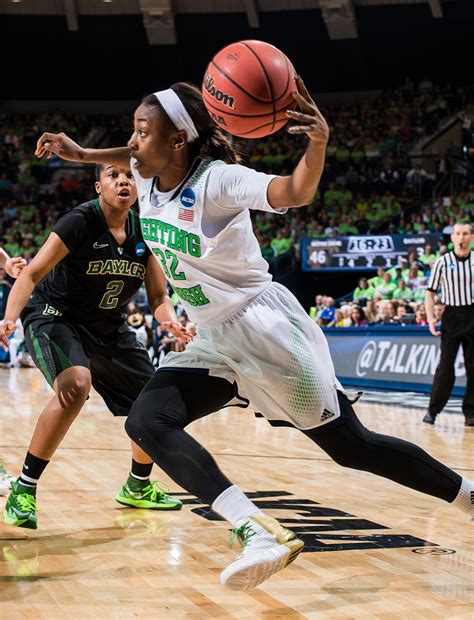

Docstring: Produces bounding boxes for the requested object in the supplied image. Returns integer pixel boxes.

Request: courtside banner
[323,326,465,395]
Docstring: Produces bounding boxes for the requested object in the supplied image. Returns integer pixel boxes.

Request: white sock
[212,485,263,528]
[451,477,474,515]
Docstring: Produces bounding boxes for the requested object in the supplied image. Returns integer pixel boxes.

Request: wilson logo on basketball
[203,74,235,109]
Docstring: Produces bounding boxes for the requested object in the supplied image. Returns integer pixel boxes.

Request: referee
[423,220,474,425]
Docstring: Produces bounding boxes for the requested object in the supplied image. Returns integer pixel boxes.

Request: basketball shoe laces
[138,480,172,502]
[230,522,256,554]
[16,493,37,513]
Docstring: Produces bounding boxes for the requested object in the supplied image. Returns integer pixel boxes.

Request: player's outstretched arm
[267,76,329,209]
[35,132,130,168]
[0,233,70,350]
[144,256,193,344]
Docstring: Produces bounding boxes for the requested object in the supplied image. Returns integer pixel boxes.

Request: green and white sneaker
[115,478,182,510]
[3,479,38,529]
[0,459,16,496]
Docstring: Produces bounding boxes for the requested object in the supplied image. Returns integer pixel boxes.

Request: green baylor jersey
[27,200,150,335]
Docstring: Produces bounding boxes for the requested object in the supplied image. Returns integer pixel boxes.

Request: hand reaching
[35,132,86,162]
[161,321,194,345]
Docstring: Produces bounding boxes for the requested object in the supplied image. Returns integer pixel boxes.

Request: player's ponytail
[200,123,241,164]
[142,82,241,164]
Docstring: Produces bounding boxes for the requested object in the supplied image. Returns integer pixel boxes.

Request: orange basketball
[202,40,297,139]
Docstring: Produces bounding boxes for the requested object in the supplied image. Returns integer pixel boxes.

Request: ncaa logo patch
[180,187,196,208]
[135,242,146,257]
[179,188,196,222]
[449,263,455,270]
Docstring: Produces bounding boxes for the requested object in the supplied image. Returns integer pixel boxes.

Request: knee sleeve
[126,386,188,445]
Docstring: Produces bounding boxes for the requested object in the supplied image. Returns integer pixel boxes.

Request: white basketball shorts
[160,282,347,430]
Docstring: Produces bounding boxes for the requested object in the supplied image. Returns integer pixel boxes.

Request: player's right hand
[428,319,440,337]
[35,132,86,162]
[0,320,16,351]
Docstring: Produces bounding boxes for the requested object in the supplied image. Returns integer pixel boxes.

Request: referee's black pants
[429,305,474,419]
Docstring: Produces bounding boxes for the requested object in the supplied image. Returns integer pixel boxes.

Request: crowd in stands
[308,239,451,329]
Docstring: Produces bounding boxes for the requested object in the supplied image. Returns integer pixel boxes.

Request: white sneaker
[220,514,304,591]
[0,460,15,496]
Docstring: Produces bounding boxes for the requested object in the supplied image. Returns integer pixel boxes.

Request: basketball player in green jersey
[0,249,26,495]
[0,164,191,528]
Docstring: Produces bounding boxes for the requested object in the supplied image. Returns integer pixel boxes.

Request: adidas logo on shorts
[320,409,336,422]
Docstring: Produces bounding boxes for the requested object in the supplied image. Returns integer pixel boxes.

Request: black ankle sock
[130,459,153,481]
[19,452,50,487]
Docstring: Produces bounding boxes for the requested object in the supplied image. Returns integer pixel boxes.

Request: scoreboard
[301,234,442,272]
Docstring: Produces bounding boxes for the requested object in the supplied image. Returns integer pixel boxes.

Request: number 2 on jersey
[152,248,186,281]
[99,280,124,309]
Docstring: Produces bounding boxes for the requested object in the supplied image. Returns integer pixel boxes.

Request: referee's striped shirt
[427,251,474,306]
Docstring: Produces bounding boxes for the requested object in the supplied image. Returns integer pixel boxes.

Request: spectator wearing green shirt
[386,266,404,285]
[368,267,385,289]
[393,279,414,302]
[353,277,375,303]
[375,273,397,300]
[2,234,21,257]
[418,244,437,268]
[270,229,293,257]
[413,279,428,303]
[323,182,341,206]
[397,258,410,279]
[338,215,359,235]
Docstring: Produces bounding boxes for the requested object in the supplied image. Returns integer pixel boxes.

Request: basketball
[202,40,297,139]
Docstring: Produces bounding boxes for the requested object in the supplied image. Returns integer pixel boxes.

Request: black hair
[95,163,106,181]
[142,82,241,164]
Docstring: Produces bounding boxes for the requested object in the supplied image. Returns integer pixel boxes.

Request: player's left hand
[5,256,27,279]
[286,76,329,145]
[161,321,194,345]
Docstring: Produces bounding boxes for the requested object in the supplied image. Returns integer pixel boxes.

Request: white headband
[153,89,199,143]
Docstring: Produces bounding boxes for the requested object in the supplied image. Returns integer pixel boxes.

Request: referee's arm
[425,289,440,336]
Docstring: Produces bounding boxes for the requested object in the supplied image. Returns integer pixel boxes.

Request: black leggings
[126,371,462,505]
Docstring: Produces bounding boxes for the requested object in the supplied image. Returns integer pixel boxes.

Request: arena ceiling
[0,0,451,43]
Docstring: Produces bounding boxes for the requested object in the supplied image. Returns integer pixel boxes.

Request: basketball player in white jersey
[35,79,473,590]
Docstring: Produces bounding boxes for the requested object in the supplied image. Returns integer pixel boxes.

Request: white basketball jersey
[134,159,276,326]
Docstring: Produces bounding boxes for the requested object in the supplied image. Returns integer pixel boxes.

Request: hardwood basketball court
[0,368,472,618]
